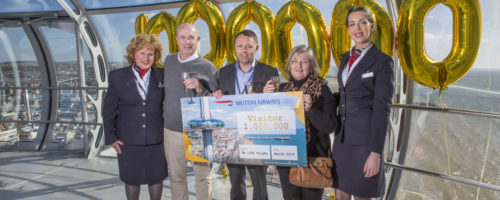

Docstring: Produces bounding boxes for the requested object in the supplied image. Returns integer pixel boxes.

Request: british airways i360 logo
[215,100,234,106]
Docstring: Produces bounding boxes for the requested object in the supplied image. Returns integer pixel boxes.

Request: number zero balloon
[274,0,330,78]
[397,0,481,92]
[176,0,227,68]
[226,0,276,67]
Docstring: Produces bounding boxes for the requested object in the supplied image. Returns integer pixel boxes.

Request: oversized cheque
[180,91,307,167]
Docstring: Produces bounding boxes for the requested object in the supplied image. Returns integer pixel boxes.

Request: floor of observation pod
[0,151,333,200]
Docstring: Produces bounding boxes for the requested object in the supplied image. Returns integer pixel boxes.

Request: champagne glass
[182,72,195,104]
[244,83,254,94]
[270,76,280,92]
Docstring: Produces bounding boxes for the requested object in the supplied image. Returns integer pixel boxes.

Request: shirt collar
[131,63,151,80]
[235,59,256,74]
[350,43,373,56]
[177,52,200,63]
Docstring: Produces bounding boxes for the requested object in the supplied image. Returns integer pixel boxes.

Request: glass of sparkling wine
[271,76,280,92]
[244,83,254,94]
[182,72,194,104]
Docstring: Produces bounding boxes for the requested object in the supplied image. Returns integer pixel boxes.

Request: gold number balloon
[226,0,276,67]
[397,0,481,91]
[142,12,178,53]
[331,0,394,67]
[135,13,148,34]
[177,0,226,68]
[275,0,330,78]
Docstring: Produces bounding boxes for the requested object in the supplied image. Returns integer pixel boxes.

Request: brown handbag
[289,157,334,188]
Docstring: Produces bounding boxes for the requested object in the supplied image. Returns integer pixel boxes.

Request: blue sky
[0,0,498,71]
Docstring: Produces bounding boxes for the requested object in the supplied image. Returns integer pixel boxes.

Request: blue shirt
[234,59,256,94]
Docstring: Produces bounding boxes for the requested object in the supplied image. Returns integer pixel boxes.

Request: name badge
[361,72,373,79]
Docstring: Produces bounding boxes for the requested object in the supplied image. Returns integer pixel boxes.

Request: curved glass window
[81,0,184,9]
[0,0,66,13]
[40,24,85,143]
[395,1,500,198]
[0,27,43,142]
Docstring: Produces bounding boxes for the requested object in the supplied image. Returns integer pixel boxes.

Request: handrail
[385,162,500,192]
[392,103,500,119]
[0,119,101,126]
[0,86,107,90]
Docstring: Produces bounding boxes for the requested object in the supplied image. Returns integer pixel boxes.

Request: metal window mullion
[57,0,108,157]
[75,24,90,154]
[23,22,55,151]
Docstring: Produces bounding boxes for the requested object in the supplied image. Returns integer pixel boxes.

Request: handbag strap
[310,161,332,179]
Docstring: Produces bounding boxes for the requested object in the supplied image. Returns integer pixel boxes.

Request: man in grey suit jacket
[213,30,278,200]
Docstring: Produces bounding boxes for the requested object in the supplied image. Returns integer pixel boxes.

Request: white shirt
[177,52,200,63]
[131,66,150,100]
[342,43,373,86]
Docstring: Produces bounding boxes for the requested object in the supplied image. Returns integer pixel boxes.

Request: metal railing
[386,162,500,192]
[389,103,500,193]
[392,103,500,119]
[0,86,105,126]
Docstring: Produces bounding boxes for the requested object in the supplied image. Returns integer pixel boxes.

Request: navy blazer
[337,45,394,154]
[102,65,165,146]
[216,61,278,94]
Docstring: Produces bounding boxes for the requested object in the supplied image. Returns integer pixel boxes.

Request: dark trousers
[277,167,324,200]
[227,164,268,200]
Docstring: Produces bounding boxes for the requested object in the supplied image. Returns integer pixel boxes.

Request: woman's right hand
[111,140,124,155]
[263,80,276,93]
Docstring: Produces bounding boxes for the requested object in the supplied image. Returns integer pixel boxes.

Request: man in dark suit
[213,30,278,200]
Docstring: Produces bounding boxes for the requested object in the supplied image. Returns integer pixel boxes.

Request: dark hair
[345,6,375,27]
[234,29,258,44]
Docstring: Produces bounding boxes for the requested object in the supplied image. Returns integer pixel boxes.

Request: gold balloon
[177,0,226,68]
[135,13,148,34]
[183,133,209,162]
[226,0,276,67]
[331,0,395,67]
[275,0,330,78]
[144,11,178,53]
[397,0,481,91]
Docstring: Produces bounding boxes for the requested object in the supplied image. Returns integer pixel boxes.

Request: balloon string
[475,119,493,200]
[439,97,457,198]
[475,67,494,199]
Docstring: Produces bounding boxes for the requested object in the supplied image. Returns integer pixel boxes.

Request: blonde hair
[284,45,320,78]
[125,34,163,66]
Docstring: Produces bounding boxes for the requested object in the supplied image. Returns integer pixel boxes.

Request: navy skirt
[332,138,385,198]
[117,142,167,185]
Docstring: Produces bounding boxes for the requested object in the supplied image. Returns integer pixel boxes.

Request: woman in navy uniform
[102,34,166,200]
[333,6,394,200]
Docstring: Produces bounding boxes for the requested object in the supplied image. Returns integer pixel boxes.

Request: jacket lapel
[338,53,349,89]
[146,67,158,101]
[124,65,144,102]
[226,64,236,95]
[345,46,377,87]
[252,62,264,84]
